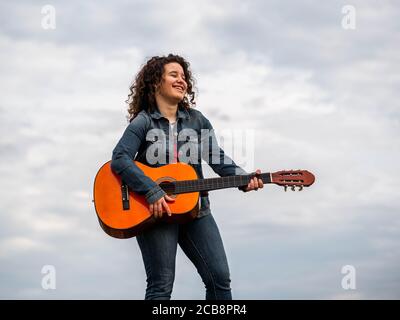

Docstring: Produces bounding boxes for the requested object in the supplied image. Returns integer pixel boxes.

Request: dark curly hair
[126,54,196,122]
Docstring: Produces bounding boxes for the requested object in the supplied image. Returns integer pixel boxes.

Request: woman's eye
[170,73,185,81]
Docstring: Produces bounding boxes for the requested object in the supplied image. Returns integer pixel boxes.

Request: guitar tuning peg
[284,185,288,192]
[298,185,303,191]
[291,185,295,191]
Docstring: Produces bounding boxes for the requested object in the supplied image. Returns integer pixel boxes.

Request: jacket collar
[149,106,190,120]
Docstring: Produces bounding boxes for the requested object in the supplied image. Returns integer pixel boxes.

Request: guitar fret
[171,172,271,195]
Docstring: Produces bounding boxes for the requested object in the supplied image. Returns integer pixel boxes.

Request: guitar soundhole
[157,177,177,199]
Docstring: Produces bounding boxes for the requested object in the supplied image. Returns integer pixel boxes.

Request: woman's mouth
[173,85,185,93]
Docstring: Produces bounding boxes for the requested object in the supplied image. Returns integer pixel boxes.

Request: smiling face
[156,62,188,104]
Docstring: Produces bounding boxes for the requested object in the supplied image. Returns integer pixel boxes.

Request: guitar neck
[160,173,272,195]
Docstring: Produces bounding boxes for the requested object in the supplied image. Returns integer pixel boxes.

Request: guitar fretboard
[160,173,271,195]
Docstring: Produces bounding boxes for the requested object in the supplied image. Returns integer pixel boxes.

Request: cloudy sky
[0,0,399,299]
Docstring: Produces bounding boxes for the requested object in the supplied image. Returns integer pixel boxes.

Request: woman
[111,54,263,300]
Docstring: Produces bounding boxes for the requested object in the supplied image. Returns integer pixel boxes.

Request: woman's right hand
[149,194,175,219]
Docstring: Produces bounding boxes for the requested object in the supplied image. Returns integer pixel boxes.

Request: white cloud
[0,237,52,258]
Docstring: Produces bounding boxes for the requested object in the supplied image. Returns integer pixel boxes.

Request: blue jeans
[136,214,232,300]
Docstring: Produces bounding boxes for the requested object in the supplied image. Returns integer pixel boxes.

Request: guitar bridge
[121,183,130,210]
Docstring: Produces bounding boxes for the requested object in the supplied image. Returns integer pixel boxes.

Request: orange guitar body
[93,161,200,239]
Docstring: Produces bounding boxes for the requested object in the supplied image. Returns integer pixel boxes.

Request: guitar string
[171,173,271,194]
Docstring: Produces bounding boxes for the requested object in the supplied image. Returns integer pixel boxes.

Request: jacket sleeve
[201,115,248,178]
[110,114,166,204]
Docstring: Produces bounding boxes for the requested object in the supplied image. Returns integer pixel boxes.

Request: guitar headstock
[271,170,315,191]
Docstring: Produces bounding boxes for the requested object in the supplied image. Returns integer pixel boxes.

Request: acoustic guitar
[93,161,315,239]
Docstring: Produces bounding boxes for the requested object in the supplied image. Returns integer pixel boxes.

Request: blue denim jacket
[110,106,247,218]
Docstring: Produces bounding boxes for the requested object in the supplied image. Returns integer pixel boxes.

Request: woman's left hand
[241,169,264,192]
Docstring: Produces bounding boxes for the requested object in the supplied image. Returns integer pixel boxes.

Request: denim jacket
[110,106,247,218]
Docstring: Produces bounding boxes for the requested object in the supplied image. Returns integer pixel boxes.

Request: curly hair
[126,54,196,122]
